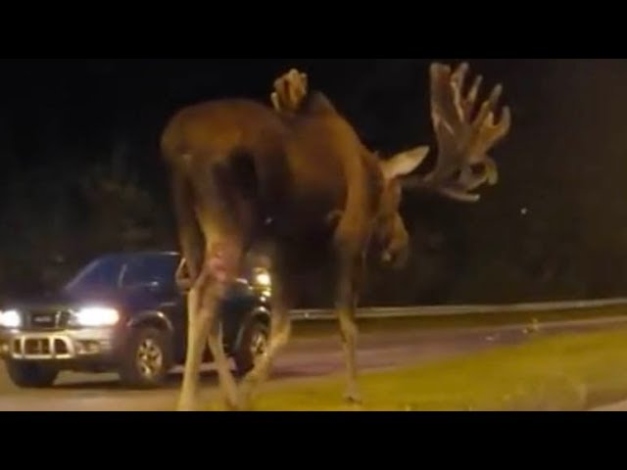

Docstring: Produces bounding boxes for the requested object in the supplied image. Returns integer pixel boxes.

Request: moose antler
[271,69,309,115]
[403,62,511,202]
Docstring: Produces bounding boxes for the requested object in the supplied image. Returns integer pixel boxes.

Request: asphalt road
[0,316,626,411]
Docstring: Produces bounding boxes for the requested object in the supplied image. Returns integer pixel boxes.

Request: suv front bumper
[0,327,122,367]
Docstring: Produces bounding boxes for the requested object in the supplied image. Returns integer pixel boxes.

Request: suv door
[119,254,188,363]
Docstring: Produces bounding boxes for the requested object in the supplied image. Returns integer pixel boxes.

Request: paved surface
[591,400,627,411]
[1,317,626,411]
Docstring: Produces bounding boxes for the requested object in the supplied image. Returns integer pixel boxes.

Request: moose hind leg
[201,239,243,410]
[177,268,213,411]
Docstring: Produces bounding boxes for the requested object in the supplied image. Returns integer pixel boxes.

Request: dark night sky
[0,59,516,176]
[0,59,387,176]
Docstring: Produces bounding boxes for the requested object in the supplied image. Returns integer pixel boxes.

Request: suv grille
[24,310,70,330]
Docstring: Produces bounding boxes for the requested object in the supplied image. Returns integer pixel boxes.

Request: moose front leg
[334,253,364,405]
[238,267,293,410]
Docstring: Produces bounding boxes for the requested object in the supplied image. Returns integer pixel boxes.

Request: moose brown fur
[160,63,511,411]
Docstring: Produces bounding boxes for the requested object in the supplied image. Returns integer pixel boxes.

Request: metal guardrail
[289,298,627,321]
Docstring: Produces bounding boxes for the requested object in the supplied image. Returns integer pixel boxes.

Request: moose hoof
[224,400,240,411]
[224,398,254,412]
[233,389,255,412]
[343,390,363,405]
[176,399,197,412]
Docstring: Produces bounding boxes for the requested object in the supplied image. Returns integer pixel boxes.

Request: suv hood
[3,289,124,312]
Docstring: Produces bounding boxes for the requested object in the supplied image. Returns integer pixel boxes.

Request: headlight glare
[0,310,21,328]
[73,307,119,327]
[254,271,271,287]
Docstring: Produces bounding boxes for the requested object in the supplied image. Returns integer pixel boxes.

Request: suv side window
[121,255,179,290]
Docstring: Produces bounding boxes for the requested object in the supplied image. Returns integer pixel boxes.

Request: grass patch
[242,326,627,411]
[291,304,627,338]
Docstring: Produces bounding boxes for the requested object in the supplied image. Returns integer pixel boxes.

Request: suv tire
[5,361,58,388]
[118,327,173,389]
[234,317,269,376]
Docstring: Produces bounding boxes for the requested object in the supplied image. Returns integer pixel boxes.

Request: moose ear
[380,146,430,181]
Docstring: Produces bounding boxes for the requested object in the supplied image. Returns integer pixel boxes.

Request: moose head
[273,63,511,270]
[370,63,512,269]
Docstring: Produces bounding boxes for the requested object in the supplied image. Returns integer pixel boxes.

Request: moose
[160,62,511,411]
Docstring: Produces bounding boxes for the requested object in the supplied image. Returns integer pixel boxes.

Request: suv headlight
[71,307,120,328]
[0,310,21,329]
[254,270,271,288]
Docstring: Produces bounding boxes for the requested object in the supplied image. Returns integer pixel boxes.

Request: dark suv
[0,251,271,389]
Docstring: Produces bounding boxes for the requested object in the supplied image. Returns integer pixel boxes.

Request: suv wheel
[118,327,173,389]
[234,317,269,376]
[5,361,58,388]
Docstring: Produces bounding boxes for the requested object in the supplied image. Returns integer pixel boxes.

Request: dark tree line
[0,59,626,307]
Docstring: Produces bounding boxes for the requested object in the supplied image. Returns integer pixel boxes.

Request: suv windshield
[63,253,180,295]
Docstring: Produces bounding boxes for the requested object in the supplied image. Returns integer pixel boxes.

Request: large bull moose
[160,62,511,411]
